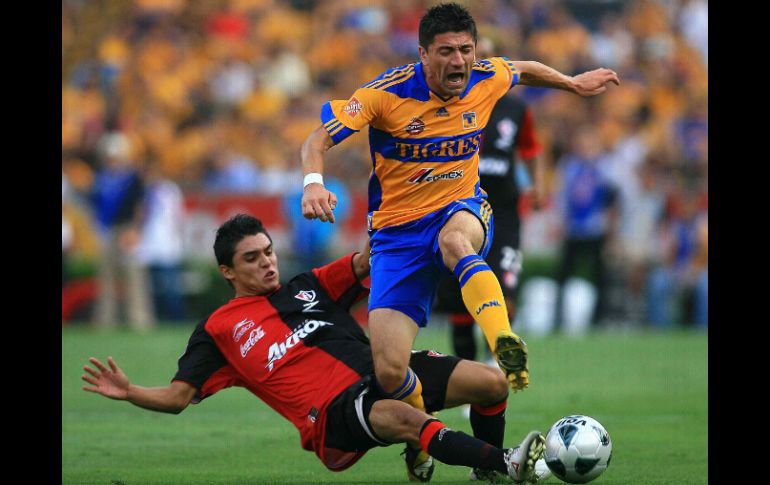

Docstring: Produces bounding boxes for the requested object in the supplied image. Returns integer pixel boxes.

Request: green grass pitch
[62,324,707,484]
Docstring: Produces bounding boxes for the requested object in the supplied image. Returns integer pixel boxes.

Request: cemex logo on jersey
[475,300,502,315]
[295,290,322,313]
[435,107,449,117]
[344,97,363,118]
[232,318,256,342]
[266,319,334,371]
[407,168,464,184]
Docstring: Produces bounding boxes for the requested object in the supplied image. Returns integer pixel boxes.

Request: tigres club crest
[462,111,477,130]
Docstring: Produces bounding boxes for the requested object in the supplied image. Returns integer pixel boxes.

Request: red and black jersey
[478,94,542,221]
[172,253,371,463]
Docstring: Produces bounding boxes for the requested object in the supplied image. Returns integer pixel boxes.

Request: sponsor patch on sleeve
[343,96,363,118]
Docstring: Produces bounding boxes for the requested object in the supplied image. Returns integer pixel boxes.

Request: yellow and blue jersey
[321,57,520,230]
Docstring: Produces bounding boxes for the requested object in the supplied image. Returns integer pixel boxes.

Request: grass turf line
[63,325,707,484]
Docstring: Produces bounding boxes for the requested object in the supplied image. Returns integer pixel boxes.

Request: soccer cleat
[526,458,553,483]
[402,445,435,482]
[493,331,529,392]
[504,431,546,483]
[471,459,550,484]
[469,468,505,483]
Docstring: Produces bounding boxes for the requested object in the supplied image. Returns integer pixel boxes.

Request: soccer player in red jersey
[82,214,548,483]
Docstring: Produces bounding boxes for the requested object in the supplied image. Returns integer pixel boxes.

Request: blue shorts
[368,196,495,327]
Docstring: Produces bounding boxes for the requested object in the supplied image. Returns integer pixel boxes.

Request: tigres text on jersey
[321,57,520,230]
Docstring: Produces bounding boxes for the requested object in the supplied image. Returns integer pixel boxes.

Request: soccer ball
[544,415,612,483]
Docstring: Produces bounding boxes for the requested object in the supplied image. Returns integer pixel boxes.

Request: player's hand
[82,356,130,400]
[301,183,337,223]
[571,68,619,96]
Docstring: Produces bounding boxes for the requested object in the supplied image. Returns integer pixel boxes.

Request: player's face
[419,31,476,98]
[222,233,280,297]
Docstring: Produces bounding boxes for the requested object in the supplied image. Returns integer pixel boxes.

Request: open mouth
[447,72,465,87]
[265,270,276,280]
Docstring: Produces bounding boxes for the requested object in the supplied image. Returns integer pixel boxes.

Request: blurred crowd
[62,0,707,329]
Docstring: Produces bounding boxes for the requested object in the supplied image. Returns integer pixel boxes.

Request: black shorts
[435,220,523,313]
[321,350,462,468]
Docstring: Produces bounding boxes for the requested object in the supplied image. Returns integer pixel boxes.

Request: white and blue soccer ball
[543,415,612,483]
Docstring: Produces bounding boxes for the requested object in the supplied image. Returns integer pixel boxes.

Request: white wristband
[303,172,324,187]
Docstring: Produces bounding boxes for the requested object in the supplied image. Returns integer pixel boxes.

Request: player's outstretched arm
[511,61,619,97]
[82,356,196,414]
[300,125,338,224]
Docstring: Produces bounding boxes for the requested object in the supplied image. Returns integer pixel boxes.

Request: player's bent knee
[438,230,474,269]
[476,366,509,405]
[374,363,409,394]
[488,368,510,403]
[369,399,426,444]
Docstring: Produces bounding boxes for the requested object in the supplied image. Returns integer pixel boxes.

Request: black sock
[420,419,507,474]
[451,318,476,361]
[470,400,507,449]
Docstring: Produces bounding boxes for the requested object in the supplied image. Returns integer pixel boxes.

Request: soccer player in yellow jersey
[300,3,618,480]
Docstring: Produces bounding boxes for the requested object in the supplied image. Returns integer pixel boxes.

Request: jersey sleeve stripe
[373,72,416,91]
[325,120,342,131]
[328,123,346,136]
[363,69,405,89]
[363,69,406,88]
[499,57,520,89]
[324,119,340,130]
[365,70,415,91]
[321,101,358,145]
[509,68,520,88]
[363,65,415,89]
[473,59,495,72]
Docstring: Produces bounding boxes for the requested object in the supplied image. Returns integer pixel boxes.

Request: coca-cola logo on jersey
[232,318,255,342]
[239,326,266,357]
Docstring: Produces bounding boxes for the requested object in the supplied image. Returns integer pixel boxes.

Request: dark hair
[419,2,477,49]
[213,214,272,267]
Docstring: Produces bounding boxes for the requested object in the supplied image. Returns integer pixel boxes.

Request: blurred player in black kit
[435,37,545,363]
